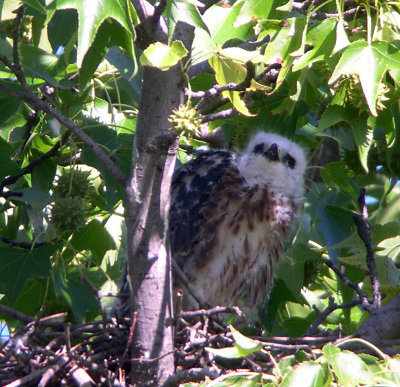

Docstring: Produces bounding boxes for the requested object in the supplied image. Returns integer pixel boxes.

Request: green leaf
[319,106,371,172]
[323,345,375,386]
[67,219,116,264]
[264,17,306,88]
[205,325,262,359]
[292,18,336,72]
[80,17,134,87]
[13,188,51,212]
[331,222,400,250]
[277,243,321,299]
[47,8,78,53]
[140,41,188,71]
[205,345,246,359]
[385,356,400,385]
[230,325,263,356]
[46,0,137,67]
[19,44,67,84]
[168,0,210,44]
[329,41,400,117]
[53,265,99,323]
[191,1,253,63]
[0,243,60,305]
[233,0,281,27]
[333,18,350,54]
[0,136,22,180]
[66,279,99,323]
[22,0,46,14]
[280,361,330,387]
[320,161,356,197]
[209,53,245,84]
[209,54,255,116]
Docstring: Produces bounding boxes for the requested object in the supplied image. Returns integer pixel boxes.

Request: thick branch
[356,294,400,344]
[201,108,238,123]
[0,304,34,324]
[130,0,168,48]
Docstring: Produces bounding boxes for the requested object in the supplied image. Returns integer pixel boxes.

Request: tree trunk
[125,23,194,385]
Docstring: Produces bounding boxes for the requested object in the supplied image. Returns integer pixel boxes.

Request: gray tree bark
[124,21,194,385]
[356,294,400,346]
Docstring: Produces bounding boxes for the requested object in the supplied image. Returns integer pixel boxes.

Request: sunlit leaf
[168,0,209,44]
[140,41,188,71]
[67,219,116,264]
[323,345,375,386]
[280,361,330,387]
[191,1,253,63]
[264,17,306,88]
[233,0,281,27]
[209,54,255,116]
[230,325,263,355]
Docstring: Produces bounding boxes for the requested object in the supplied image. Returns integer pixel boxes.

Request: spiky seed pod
[342,148,365,175]
[338,75,389,113]
[53,169,91,199]
[50,197,87,233]
[169,103,202,138]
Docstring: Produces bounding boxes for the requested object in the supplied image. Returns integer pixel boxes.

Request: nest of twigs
[0,306,336,386]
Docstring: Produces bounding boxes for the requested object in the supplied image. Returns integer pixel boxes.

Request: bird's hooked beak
[264,143,280,162]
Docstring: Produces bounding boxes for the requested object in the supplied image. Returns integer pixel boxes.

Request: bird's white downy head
[237,132,306,203]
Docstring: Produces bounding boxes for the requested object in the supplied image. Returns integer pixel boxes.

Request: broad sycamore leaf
[329,41,400,117]
[46,0,137,67]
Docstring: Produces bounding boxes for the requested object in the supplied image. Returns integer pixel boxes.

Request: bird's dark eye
[283,153,296,169]
[253,143,264,154]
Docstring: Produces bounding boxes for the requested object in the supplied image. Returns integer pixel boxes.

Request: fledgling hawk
[169,132,306,310]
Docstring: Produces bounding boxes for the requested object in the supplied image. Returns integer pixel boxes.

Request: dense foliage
[1,0,400,385]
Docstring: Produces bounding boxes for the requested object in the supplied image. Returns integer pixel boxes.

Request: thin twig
[122,311,137,359]
[189,61,255,99]
[0,237,53,249]
[0,10,128,187]
[191,61,255,114]
[0,137,63,192]
[172,260,209,309]
[352,188,381,309]
[292,1,365,21]
[304,298,362,336]
[324,259,373,312]
[181,306,242,319]
[1,191,23,199]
